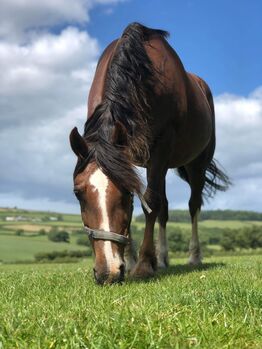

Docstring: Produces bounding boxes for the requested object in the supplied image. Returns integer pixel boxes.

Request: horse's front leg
[156,181,169,268]
[131,166,167,279]
[124,194,137,273]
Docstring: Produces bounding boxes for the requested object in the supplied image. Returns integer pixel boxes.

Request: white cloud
[0,105,85,202]
[0,0,123,41]
[0,27,99,134]
[0,27,98,96]
[215,87,262,180]
[0,0,112,211]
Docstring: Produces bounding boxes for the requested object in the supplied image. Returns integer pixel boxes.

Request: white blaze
[90,168,110,231]
[89,168,121,271]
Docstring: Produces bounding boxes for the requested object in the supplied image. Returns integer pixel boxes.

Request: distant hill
[1,207,262,223]
[136,209,262,222]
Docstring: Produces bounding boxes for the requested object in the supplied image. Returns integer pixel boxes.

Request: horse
[69,23,230,285]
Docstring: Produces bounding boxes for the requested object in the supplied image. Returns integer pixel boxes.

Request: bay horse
[70,23,230,284]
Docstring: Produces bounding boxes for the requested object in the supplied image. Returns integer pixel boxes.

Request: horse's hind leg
[184,164,206,265]
[188,201,202,265]
[156,181,169,268]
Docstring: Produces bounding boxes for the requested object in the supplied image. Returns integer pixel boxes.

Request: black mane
[76,23,168,194]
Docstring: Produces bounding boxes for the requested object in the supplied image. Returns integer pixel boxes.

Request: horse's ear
[112,121,128,146]
[69,127,89,159]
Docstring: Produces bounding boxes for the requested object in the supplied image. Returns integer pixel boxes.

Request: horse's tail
[177,159,231,201]
[202,159,231,199]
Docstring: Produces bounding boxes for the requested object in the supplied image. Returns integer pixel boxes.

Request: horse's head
[70,125,135,284]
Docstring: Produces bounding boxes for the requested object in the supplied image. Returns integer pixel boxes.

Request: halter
[83,193,151,245]
[84,226,130,245]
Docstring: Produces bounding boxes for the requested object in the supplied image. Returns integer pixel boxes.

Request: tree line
[136,210,262,222]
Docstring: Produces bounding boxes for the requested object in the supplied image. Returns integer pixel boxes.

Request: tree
[38,229,46,236]
[245,226,262,249]
[57,214,64,221]
[234,229,249,249]
[168,228,189,252]
[220,229,236,251]
[15,229,24,236]
[76,235,90,246]
[48,228,70,243]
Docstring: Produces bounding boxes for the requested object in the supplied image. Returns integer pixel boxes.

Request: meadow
[0,255,261,348]
[0,208,261,348]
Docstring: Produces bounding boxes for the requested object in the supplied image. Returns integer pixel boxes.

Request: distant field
[134,219,262,231]
[0,208,262,263]
[1,224,53,232]
[0,255,261,348]
[0,235,87,262]
[199,220,262,228]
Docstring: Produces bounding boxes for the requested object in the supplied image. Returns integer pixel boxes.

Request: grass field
[0,255,261,348]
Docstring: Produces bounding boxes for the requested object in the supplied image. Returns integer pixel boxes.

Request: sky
[0,0,261,214]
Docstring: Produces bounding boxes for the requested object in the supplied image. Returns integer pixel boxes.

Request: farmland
[0,208,84,263]
[0,207,262,263]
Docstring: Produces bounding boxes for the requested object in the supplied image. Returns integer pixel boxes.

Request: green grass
[0,255,261,348]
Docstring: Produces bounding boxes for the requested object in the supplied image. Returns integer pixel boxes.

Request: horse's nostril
[119,263,125,277]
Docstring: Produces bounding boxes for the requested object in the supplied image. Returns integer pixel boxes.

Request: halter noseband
[83,193,151,246]
[84,226,129,245]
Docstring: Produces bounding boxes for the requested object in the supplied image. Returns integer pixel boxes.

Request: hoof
[157,254,169,269]
[130,259,156,279]
[125,257,137,274]
[188,254,202,266]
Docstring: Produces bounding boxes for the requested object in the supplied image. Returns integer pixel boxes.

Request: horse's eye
[73,189,82,200]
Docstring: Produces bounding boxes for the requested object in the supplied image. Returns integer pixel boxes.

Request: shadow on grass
[127,262,226,284]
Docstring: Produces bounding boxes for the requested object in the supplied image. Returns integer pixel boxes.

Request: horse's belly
[166,114,213,168]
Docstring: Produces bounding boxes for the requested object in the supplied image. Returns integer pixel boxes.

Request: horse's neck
[87,40,119,118]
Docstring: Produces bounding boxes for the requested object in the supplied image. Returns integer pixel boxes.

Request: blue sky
[0,0,261,213]
[86,0,262,96]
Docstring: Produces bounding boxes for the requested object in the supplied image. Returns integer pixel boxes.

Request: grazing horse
[70,23,230,284]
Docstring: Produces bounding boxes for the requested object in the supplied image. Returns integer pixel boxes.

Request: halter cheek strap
[84,226,129,245]
[138,193,152,214]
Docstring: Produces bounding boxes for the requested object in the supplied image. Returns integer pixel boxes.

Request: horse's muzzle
[93,264,125,285]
